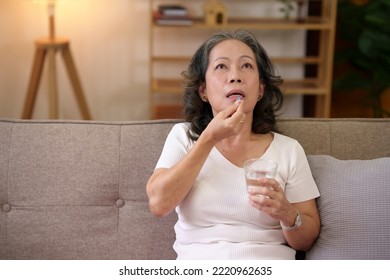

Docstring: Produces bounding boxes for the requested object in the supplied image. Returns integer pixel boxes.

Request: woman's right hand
[203,99,245,144]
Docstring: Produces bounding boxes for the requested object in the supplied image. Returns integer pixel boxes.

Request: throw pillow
[306,155,390,260]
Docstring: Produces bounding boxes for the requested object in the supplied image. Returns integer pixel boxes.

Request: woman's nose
[230,77,242,83]
[229,70,242,83]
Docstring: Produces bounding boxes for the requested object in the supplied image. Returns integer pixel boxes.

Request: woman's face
[200,39,264,116]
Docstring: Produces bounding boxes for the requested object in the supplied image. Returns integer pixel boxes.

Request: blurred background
[0,0,388,121]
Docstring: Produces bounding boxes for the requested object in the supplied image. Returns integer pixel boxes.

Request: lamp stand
[22,3,91,119]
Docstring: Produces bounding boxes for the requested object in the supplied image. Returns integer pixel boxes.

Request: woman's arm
[146,134,215,217]
[281,200,320,251]
[248,179,320,251]
[147,100,245,217]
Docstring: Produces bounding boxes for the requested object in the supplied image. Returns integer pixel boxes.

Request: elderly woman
[146,30,320,260]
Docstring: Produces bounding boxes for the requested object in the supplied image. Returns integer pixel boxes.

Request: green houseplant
[334,0,390,117]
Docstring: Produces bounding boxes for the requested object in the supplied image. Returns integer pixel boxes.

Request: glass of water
[244,158,278,192]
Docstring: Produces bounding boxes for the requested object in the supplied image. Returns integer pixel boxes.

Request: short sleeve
[155,123,193,169]
[284,140,320,203]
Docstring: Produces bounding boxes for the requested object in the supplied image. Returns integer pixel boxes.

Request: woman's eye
[243,63,253,69]
[215,64,226,70]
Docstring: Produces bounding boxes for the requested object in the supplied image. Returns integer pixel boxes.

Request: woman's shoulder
[171,122,191,134]
[273,132,299,145]
[272,132,307,156]
[167,122,194,143]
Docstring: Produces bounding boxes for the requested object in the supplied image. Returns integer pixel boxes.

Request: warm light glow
[31,0,60,4]
[30,0,76,6]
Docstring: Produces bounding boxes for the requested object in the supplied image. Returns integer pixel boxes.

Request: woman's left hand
[248,178,321,251]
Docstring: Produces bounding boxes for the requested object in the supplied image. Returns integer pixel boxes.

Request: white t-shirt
[155,123,320,259]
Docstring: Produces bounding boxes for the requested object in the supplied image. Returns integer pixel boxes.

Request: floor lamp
[22,0,91,119]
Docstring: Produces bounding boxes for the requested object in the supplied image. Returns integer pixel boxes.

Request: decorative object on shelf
[276,0,295,19]
[296,0,306,23]
[203,0,227,27]
[22,0,91,120]
[276,0,306,22]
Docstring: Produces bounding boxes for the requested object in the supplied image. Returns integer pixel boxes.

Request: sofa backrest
[0,118,389,259]
[277,118,390,159]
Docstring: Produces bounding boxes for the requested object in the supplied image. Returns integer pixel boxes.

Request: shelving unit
[149,0,337,119]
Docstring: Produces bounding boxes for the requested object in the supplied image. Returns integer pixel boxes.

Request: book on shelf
[153,10,193,26]
[158,4,187,17]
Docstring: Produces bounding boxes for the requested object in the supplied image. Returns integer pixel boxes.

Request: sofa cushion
[306,155,390,260]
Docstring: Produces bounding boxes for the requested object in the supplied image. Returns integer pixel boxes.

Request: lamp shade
[29,0,66,38]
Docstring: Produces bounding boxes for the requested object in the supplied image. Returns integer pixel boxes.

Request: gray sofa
[1,118,389,260]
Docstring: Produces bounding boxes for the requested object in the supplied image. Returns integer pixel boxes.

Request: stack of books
[153,4,193,26]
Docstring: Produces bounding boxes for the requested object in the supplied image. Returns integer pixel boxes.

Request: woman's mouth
[226,90,245,101]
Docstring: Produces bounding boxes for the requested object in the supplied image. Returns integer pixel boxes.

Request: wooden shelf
[152,78,327,96]
[153,104,183,119]
[151,79,183,94]
[282,79,327,95]
[153,17,333,30]
[152,55,321,64]
[149,0,337,119]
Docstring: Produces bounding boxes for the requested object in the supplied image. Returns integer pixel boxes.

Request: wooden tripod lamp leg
[22,47,46,119]
[61,45,92,120]
[48,48,59,119]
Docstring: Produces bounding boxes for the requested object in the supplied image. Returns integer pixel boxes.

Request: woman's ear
[198,85,208,102]
[258,83,265,99]
[198,84,205,95]
[259,83,265,95]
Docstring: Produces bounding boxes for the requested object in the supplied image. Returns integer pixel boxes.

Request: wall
[0,0,305,121]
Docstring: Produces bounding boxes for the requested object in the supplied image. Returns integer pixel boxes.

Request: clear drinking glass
[244,158,278,191]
